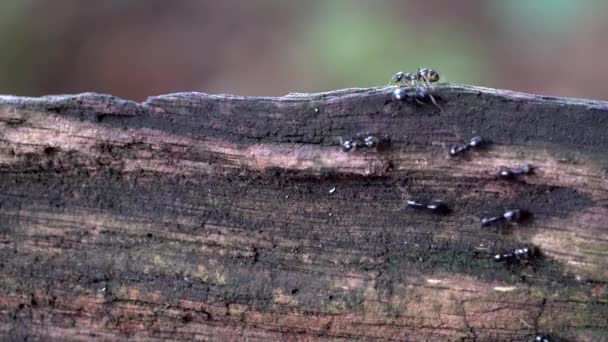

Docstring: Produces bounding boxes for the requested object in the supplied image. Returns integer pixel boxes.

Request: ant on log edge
[389,68,440,86]
[389,68,445,114]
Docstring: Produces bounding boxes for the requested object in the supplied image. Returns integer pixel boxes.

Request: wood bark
[0,85,607,341]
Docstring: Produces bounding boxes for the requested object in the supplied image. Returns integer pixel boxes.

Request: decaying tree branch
[0,84,607,341]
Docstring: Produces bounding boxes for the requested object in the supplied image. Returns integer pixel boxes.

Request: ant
[498,164,533,179]
[393,86,445,114]
[389,68,440,86]
[449,136,484,157]
[493,246,537,263]
[406,199,450,214]
[481,209,526,227]
[533,335,552,342]
[339,134,383,152]
[390,68,444,114]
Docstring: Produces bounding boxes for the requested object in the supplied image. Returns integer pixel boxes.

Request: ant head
[449,146,461,156]
[503,209,522,222]
[363,135,380,148]
[419,68,440,82]
[534,335,551,342]
[340,138,354,152]
[468,136,483,147]
[393,72,405,82]
[498,168,513,178]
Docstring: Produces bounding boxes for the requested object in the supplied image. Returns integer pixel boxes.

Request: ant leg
[418,67,431,86]
[427,93,446,114]
[419,73,430,86]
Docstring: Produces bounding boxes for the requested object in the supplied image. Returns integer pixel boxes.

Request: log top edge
[1,84,607,110]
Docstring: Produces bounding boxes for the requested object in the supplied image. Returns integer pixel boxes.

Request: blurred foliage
[302,0,491,89]
[0,1,607,99]
[0,2,34,94]
[492,0,607,38]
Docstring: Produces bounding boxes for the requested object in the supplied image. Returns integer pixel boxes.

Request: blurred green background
[1,0,607,101]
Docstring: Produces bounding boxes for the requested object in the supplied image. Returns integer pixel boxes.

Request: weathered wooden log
[0,84,607,341]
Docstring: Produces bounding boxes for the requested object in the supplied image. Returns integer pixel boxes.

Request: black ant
[449,136,484,157]
[493,246,537,263]
[498,164,533,179]
[339,134,383,152]
[481,209,526,227]
[406,199,450,214]
[389,68,440,86]
[533,335,552,342]
[392,86,445,114]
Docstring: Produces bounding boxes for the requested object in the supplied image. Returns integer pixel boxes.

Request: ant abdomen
[493,246,537,263]
[417,68,440,83]
[392,86,445,114]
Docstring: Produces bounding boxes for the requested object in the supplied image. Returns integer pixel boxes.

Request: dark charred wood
[0,84,607,341]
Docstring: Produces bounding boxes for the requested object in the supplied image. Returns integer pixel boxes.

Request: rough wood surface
[0,84,607,341]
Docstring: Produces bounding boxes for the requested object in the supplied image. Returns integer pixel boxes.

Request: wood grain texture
[0,84,607,341]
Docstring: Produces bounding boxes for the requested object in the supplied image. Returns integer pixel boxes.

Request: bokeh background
[1,0,608,101]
